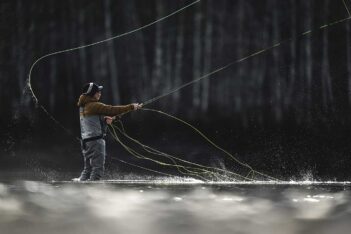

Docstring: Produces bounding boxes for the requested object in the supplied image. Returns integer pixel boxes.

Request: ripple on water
[0,181,350,234]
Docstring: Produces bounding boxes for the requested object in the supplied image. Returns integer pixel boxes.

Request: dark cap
[82,82,103,96]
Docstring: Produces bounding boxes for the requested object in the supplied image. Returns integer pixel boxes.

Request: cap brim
[98,86,103,91]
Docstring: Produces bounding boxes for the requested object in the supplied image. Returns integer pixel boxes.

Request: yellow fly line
[109,123,242,181]
[113,120,246,180]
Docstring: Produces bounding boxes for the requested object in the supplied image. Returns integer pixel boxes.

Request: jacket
[77,95,134,140]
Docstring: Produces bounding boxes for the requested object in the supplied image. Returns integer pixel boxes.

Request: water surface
[0,179,350,234]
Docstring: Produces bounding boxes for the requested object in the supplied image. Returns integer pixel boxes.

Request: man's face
[94,91,101,100]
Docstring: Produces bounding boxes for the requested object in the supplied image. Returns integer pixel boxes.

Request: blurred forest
[1,0,351,179]
[1,0,351,125]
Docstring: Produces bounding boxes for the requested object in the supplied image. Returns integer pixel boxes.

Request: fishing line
[113,114,279,181]
[111,157,177,178]
[343,0,351,17]
[142,14,351,106]
[113,130,227,181]
[141,108,278,181]
[113,120,249,181]
[114,119,214,173]
[140,108,253,170]
[110,123,232,182]
[109,121,253,181]
[116,132,232,181]
[108,124,214,181]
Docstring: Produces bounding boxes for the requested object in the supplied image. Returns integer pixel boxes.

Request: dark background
[1,0,351,180]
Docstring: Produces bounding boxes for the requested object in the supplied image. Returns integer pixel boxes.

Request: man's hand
[132,103,143,110]
[104,116,114,125]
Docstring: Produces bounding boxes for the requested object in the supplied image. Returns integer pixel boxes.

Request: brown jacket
[77,95,134,116]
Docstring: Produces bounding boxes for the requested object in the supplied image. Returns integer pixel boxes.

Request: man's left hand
[104,116,114,125]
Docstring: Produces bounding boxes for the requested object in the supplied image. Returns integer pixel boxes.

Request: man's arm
[85,102,142,116]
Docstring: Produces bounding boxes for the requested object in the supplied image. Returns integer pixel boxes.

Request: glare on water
[0,179,350,234]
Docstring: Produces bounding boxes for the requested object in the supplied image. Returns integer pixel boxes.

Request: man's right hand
[132,103,143,110]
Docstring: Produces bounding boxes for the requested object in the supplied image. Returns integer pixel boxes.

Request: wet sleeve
[87,102,134,116]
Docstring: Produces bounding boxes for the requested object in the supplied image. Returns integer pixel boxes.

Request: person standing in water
[75,82,142,181]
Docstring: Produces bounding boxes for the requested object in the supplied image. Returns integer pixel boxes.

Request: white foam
[52,179,351,186]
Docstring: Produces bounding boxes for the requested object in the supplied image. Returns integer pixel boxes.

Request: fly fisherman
[74,82,142,181]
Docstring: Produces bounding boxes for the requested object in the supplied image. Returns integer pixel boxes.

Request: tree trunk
[165,34,173,94]
[173,13,184,107]
[192,3,202,108]
[347,7,351,104]
[201,0,213,112]
[286,0,296,109]
[272,1,282,123]
[126,0,149,101]
[62,4,74,104]
[255,15,269,125]
[78,7,88,84]
[216,0,227,109]
[104,0,120,104]
[16,0,25,97]
[235,0,244,114]
[20,1,36,114]
[151,0,164,97]
[321,0,333,111]
[305,0,313,122]
[49,0,57,111]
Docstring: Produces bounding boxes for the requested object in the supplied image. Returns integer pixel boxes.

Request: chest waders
[79,106,107,180]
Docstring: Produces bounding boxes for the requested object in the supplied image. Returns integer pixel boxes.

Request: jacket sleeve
[86,102,134,116]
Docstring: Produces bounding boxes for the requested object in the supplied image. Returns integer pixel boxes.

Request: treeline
[1,0,351,129]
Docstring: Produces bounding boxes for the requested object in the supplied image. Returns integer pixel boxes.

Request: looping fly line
[26,0,351,181]
[109,109,279,181]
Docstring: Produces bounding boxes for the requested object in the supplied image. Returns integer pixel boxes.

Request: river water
[0,179,350,234]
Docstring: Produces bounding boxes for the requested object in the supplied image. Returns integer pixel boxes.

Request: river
[0,179,350,234]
